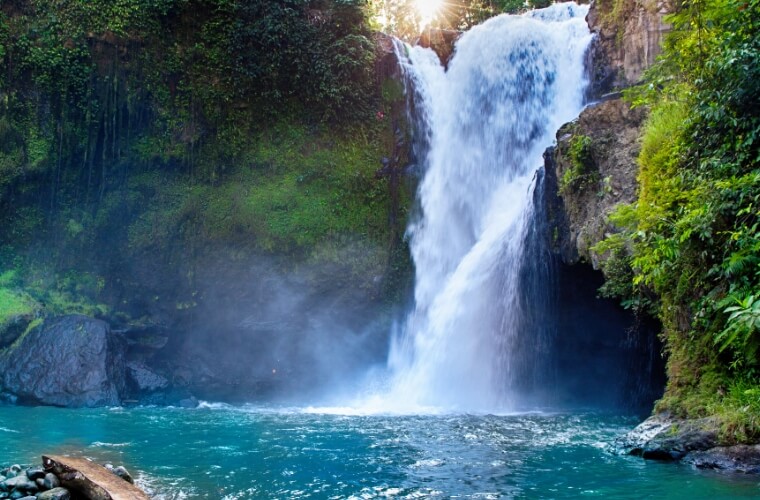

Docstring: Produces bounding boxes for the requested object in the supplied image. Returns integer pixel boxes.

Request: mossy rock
[0,288,40,349]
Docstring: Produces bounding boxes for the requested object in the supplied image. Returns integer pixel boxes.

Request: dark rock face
[0,315,127,407]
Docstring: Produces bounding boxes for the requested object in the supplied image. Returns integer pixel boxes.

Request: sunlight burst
[414,0,444,28]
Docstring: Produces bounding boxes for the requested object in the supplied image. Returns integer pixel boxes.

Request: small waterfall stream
[380,3,593,412]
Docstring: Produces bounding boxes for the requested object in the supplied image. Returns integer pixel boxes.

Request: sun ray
[414,0,445,28]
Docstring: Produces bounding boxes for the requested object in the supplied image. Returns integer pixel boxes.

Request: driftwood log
[42,455,149,500]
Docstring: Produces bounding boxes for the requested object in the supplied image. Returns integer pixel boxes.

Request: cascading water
[379,3,593,413]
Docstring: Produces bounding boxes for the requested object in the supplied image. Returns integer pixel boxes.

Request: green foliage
[128,121,396,255]
[597,0,760,439]
[559,134,597,192]
[0,288,37,324]
[717,295,760,365]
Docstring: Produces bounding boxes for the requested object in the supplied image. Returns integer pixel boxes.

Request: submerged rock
[0,315,127,407]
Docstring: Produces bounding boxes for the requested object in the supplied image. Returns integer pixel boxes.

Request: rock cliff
[587,0,673,92]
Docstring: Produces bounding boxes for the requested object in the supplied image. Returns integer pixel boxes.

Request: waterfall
[380,3,593,413]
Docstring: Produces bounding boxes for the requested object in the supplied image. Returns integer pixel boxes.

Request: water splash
[378,4,592,413]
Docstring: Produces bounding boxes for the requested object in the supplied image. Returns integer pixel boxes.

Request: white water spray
[341,4,593,415]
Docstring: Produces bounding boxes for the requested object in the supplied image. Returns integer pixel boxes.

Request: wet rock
[25,468,44,481]
[0,315,127,407]
[619,414,718,461]
[617,414,674,455]
[684,445,760,473]
[1,475,37,493]
[36,488,71,500]
[8,465,21,478]
[641,428,717,461]
[112,466,134,484]
[43,473,60,490]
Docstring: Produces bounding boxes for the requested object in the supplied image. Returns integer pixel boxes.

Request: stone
[684,445,760,473]
[36,488,71,500]
[0,315,127,407]
[618,414,718,461]
[1,475,36,492]
[112,466,134,484]
[34,479,44,490]
[25,468,44,481]
[127,362,169,392]
[43,473,60,490]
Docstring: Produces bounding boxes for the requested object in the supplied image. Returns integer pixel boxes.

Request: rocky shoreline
[617,414,760,473]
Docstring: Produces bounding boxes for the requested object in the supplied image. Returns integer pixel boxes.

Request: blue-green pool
[1,405,758,498]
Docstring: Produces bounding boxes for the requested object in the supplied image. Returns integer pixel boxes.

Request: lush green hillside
[0,0,415,333]
[597,0,760,441]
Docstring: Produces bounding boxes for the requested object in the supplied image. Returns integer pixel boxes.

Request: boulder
[0,475,36,493]
[25,468,44,481]
[36,488,71,500]
[618,414,718,461]
[0,315,127,407]
[43,473,60,490]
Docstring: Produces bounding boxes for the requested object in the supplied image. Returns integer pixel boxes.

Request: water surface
[1,406,758,498]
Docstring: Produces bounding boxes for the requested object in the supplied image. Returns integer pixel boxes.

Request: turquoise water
[1,405,758,499]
